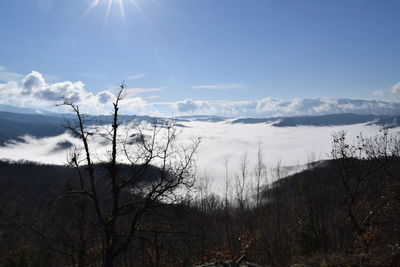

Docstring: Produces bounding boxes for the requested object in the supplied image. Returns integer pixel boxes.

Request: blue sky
[0,0,400,116]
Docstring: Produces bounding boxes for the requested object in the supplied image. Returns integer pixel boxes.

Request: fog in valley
[1,120,394,193]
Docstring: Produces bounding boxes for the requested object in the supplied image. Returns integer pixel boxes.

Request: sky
[0,0,400,116]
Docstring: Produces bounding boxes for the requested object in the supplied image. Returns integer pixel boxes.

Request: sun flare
[83,0,145,25]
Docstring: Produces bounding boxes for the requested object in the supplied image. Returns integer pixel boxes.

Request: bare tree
[268,160,288,265]
[58,84,200,267]
[235,151,249,234]
[223,156,231,213]
[222,155,232,251]
[253,143,267,217]
[331,129,400,235]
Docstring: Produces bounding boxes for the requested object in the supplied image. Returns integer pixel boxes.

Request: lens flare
[79,0,146,27]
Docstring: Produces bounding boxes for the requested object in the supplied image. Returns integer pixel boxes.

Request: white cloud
[0,72,23,82]
[176,99,213,113]
[0,70,148,114]
[370,82,400,99]
[218,101,256,116]
[191,83,245,90]
[22,71,46,93]
[97,91,114,104]
[253,97,400,117]
[149,97,400,117]
[0,66,24,82]
[143,95,160,100]
[125,87,166,97]
[163,97,400,117]
[390,82,400,94]
[120,97,147,114]
[372,90,384,96]
[2,70,400,117]
[126,73,148,80]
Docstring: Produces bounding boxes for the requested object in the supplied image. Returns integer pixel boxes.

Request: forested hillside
[1,130,399,266]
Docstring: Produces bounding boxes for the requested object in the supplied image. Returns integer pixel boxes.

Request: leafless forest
[1,92,400,266]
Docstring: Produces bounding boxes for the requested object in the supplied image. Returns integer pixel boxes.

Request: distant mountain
[174,115,229,122]
[0,111,64,125]
[1,110,400,146]
[273,114,383,127]
[0,104,62,116]
[230,117,277,124]
[0,116,65,145]
[231,113,400,127]
[0,112,174,146]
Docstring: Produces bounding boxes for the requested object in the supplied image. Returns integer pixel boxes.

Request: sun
[82,0,146,25]
[90,0,129,22]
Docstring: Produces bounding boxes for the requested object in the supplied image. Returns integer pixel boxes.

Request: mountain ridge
[0,111,399,146]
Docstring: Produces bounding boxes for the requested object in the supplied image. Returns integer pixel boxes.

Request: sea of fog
[0,120,398,194]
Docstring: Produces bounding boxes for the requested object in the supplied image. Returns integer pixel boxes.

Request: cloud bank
[183,97,400,117]
[176,99,213,113]
[0,71,147,114]
[0,121,389,193]
[1,70,400,117]
[172,97,400,117]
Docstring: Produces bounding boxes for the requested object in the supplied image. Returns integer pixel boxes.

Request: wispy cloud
[143,95,160,100]
[126,73,148,80]
[0,66,23,82]
[369,82,400,101]
[125,87,166,97]
[191,83,245,90]
[372,90,384,96]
